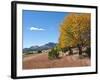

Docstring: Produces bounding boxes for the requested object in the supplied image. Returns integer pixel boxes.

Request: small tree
[48,48,59,60]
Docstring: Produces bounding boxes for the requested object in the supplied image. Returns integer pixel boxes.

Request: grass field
[23,52,90,69]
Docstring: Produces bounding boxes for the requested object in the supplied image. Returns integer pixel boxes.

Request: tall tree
[59,13,91,55]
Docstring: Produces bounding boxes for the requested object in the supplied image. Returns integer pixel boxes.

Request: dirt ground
[22,53,90,69]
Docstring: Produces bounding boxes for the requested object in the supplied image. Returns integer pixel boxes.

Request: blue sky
[23,10,68,48]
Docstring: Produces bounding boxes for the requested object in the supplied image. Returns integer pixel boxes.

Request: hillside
[23,42,56,53]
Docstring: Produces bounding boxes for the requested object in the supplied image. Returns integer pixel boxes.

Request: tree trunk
[69,47,73,55]
[77,44,82,55]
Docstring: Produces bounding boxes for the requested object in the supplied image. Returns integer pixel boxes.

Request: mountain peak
[23,42,57,53]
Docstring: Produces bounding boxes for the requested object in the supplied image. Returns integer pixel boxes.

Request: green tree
[48,48,59,60]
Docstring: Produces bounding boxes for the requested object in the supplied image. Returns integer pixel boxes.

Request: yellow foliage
[59,13,91,48]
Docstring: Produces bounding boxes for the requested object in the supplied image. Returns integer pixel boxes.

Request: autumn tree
[59,13,91,55]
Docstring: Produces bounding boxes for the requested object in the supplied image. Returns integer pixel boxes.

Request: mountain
[40,42,56,50]
[23,42,57,53]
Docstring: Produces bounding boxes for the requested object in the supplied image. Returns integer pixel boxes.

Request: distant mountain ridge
[23,42,57,53]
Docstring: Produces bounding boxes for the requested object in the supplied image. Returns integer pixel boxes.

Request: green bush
[48,51,53,60]
[48,48,59,60]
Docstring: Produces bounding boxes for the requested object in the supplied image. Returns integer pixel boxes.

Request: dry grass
[22,53,90,69]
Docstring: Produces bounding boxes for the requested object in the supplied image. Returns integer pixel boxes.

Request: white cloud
[30,27,45,31]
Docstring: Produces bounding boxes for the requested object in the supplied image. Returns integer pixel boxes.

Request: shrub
[48,48,59,60]
[38,50,42,53]
[48,51,54,60]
